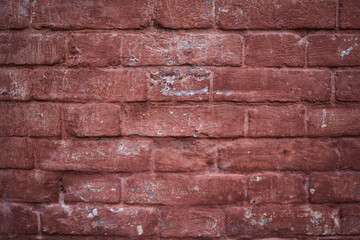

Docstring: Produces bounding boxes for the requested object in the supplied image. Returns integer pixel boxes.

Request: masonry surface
[0,0,360,239]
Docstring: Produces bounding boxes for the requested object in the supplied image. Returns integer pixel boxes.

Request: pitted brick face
[0,0,359,239]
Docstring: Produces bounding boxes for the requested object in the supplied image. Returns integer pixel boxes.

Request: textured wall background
[1,0,360,239]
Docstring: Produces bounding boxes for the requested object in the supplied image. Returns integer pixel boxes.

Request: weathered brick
[216,0,336,29]
[64,104,121,137]
[149,68,210,102]
[245,34,305,67]
[41,204,158,236]
[0,170,58,203]
[68,33,121,67]
[153,139,217,172]
[0,102,61,137]
[339,138,360,170]
[340,0,360,29]
[35,139,151,172]
[248,105,305,137]
[121,103,245,137]
[154,0,213,29]
[124,174,246,205]
[63,174,121,203]
[0,0,29,29]
[0,138,33,169]
[307,106,360,136]
[309,173,360,203]
[336,70,360,102]
[32,69,147,102]
[0,32,65,65]
[308,35,360,67]
[226,205,340,236]
[248,174,307,205]
[218,139,338,172]
[341,204,360,234]
[0,69,31,100]
[0,204,37,235]
[213,69,331,102]
[31,0,150,29]
[161,208,222,237]
[122,34,242,66]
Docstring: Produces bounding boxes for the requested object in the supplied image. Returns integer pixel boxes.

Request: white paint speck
[340,46,353,57]
[163,87,209,97]
[137,225,143,235]
[310,188,316,194]
[321,109,327,128]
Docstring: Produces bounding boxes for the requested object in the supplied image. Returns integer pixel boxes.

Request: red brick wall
[1,0,360,239]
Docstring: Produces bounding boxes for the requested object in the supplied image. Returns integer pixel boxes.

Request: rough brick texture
[1,1,359,239]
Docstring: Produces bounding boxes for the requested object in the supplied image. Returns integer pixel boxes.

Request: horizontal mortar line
[0,99,360,109]
[2,27,360,35]
[3,135,360,140]
[3,168,360,176]
[0,99,342,105]
[1,64,360,70]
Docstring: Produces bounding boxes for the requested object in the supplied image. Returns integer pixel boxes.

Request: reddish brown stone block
[121,103,245,137]
[216,0,336,29]
[0,138,33,169]
[35,139,151,172]
[31,0,150,29]
[124,174,246,205]
[41,204,159,236]
[64,104,121,137]
[63,174,121,203]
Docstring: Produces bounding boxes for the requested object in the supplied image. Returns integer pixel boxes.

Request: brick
[154,0,213,29]
[245,34,305,67]
[35,139,151,172]
[340,0,360,29]
[341,204,360,234]
[309,173,360,203]
[153,139,217,172]
[0,138,33,169]
[336,70,360,102]
[124,174,246,205]
[0,69,31,100]
[248,174,306,205]
[149,68,210,102]
[64,104,121,137]
[41,204,158,236]
[0,32,65,65]
[213,69,331,102]
[121,103,245,137]
[122,34,242,66]
[32,69,147,102]
[339,138,360,170]
[0,170,58,203]
[31,0,150,29]
[68,33,121,67]
[226,205,340,237]
[219,139,338,172]
[0,102,61,137]
[161,208,222,237]
[307,106,360,136]
[248,105,305,137]
[0,204,37,235]
[216,0,336,29]
[308,35,360,67]
[63,174,121,203]
[0,0,29,29]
